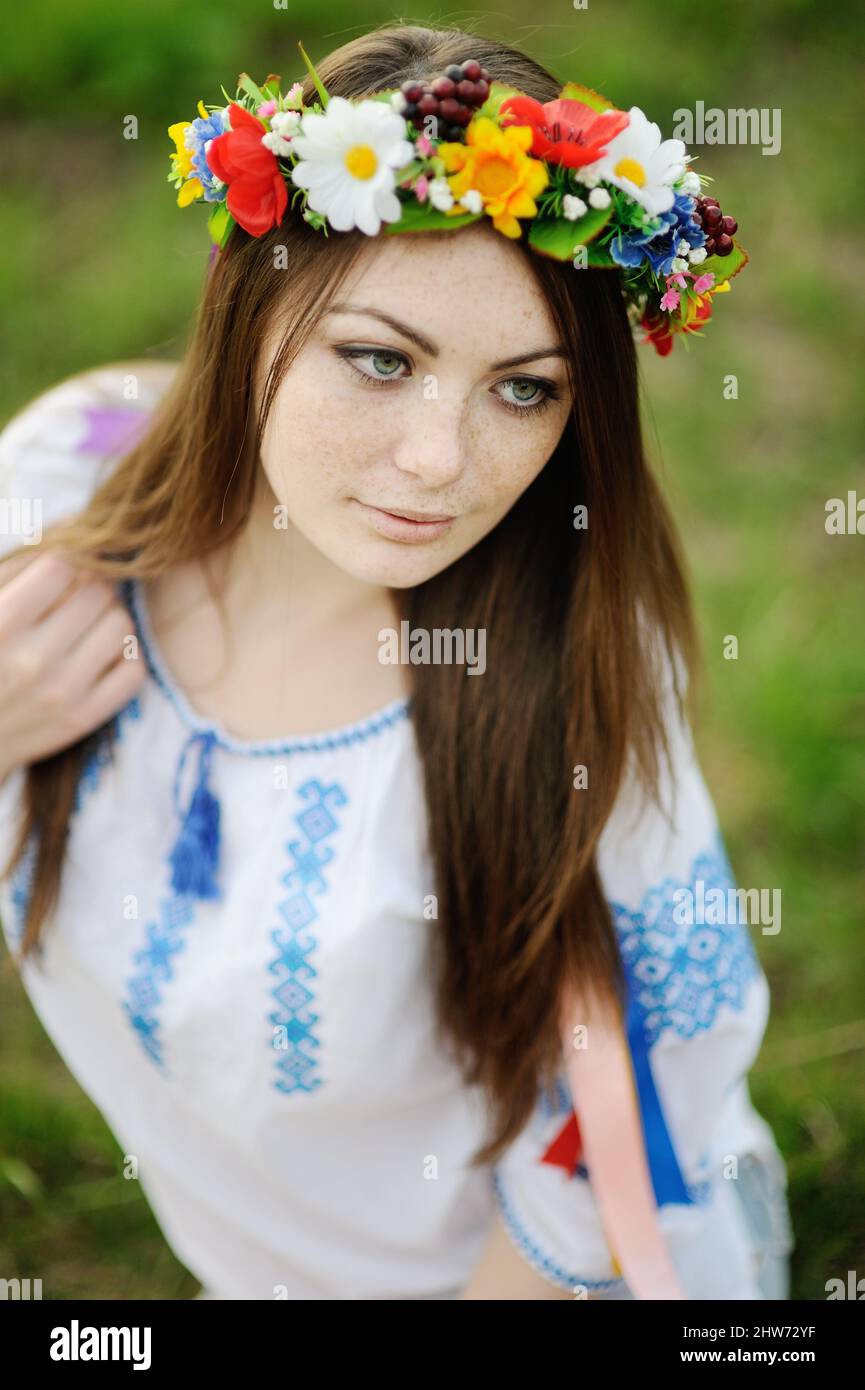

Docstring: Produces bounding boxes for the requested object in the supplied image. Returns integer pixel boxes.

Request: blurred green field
[1,0,863,1299]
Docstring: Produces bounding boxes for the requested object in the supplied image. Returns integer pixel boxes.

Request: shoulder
[1,359,177,444]
[0,361,177,562]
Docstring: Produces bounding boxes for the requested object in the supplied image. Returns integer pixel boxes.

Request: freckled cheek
[260,379,386,498]
[471,413,568,505]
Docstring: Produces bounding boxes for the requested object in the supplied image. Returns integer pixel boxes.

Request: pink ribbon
[559,979,687,1300]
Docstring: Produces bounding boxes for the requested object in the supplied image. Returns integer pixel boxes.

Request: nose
[391,383,468,489]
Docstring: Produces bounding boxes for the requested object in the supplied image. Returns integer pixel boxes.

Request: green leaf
[208,202,234,249]
[527,207,614,260]
[385,199,482,235]
[477,81,521,121]
[298,42,329,108]
[694,239,749,286]
[558,82,615,113]
[236,73,266,107]
[370,89,397,105]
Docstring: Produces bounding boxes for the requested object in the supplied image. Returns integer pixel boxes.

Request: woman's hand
[0,550,146,783]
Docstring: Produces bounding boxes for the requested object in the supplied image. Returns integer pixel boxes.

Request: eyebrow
[322,303,566,372]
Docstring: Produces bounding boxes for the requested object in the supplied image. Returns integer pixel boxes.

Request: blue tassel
[168,730,222,900]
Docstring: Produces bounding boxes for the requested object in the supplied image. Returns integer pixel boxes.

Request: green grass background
[1,0,863,1299]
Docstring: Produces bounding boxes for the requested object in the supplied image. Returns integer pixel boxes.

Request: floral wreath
[168,43,748,356]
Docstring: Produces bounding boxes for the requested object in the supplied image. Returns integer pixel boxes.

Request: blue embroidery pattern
[498,832,751,1291]
[122,895,197,1070]
[268,778,348,1095]
[611,831,761,1048]
[492,1171,626,1294]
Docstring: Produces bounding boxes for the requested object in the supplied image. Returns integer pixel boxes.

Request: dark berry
[703,205,723,226]
[401,81,424,103]
[431,76,456,98]
[721,215,737,234]
[714,233,733,255]
[402,101,418,119]
[417,93,439,116]
[475,78,490,102]
[438,97,461,122]
[457,79,477,103]
[462,59,482,80]
[704,237,716,254]
[445,64,463,82]
[444,123,464,141]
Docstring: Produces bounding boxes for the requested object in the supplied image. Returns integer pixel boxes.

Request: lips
[368,506,455,522]
[351,499,457,544]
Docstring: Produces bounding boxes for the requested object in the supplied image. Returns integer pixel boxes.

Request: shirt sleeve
[0,363,170,564]
[491,678,792,1298]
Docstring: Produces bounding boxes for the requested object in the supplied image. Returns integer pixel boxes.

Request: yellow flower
[168,119,204,207]
[437,117,549,238]
[682,279,731,327]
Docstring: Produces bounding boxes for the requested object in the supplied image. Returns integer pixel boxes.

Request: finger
[29,576,120,668]
[71,650,147,738]
[0,550,89,633]
[57,601,140,700]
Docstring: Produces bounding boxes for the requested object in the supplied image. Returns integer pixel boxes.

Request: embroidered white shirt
[0,369,793,1299]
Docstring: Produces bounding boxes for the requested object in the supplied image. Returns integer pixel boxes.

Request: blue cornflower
[185,108,229,203]
[610,193,706,276]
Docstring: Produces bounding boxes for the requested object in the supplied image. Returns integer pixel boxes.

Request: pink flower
[414,174,430,201]
[660,290,680,311]
[257,98,278,118]
[416,133,433,157]
[693,272,715,294]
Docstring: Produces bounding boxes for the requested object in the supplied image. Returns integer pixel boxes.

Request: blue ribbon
[168,729,222,901]
[624,984,693,1207]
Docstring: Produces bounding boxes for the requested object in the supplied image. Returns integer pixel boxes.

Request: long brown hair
[1,22,697,1164]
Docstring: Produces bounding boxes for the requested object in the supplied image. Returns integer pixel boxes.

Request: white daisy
[592,107,687,217]
[289,97,415,236]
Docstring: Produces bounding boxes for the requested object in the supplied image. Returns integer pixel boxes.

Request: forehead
[333,223,559,341]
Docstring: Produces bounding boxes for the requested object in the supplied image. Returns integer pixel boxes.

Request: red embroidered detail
[541,1111,583,1175]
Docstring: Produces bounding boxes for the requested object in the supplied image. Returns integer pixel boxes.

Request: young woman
[0,24,793,1300]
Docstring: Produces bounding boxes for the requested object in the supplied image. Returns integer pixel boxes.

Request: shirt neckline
[124,574,412,756]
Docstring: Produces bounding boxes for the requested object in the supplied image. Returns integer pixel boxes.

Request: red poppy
[206,103,288,236]
[499,95,629,169]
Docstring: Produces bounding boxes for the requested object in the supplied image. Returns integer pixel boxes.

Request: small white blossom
[428,176,454,212]
[670,256,689,273]
[458,189,483,214]
[588,187,611,209]
[262,130,295,156]
[676,238,691,256]
[578,164,601,188]
[562,193,588,221]
[680,171,701,196]
[688,246,708,264]
[391,91,408,114]
[271,111,301,138]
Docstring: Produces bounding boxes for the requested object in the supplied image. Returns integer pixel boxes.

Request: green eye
[369,351,404,377]
[510,380,542,403]
[337,345,410,386]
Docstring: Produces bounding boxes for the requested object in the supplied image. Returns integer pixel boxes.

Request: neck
[211,470,397,644]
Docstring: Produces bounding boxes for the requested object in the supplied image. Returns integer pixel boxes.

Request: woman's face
[255,223,574,588]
